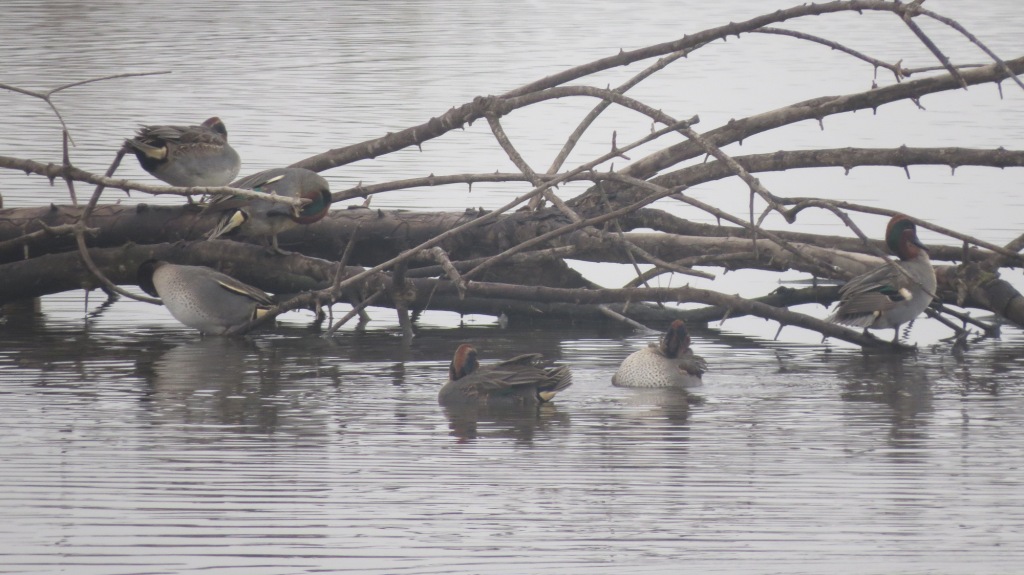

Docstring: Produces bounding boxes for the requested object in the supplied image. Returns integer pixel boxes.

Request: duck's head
[659,319,691,359]
[137,259,164,298]
[449,344,480,381]
[201,117,228,139]
[886,214,928,260]
[294,171,332,224]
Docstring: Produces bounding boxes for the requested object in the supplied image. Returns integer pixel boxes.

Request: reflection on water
[834,353,935,437]
[442,403,573,443]
[3,0,1024,572]
[143,338,277,433]
[2,318,1024,573]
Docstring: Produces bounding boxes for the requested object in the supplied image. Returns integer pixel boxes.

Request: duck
[137,260,274,335]
[827,214,937,343]
[438,344,573,408]
[205,167,332,254]
[612,320,707,388]
[124,117,241,188]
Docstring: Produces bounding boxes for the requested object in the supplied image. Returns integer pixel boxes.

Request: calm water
[2,1,1024,573]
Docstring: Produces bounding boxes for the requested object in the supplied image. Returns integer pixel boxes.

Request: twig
[607,172,843,279]
[547,48,697,174]
[324,290,385,336]
[289,2,1021,177]
[427,247,468,299]
[404,247,578,278]
[321,119,699,299]
[899,4,968,89]
[931,301,999,335]
[73,151,161,304]
[598,185,659,290]
[623,253,758,288]
[392,260,414,341]
[620,56,1024,181]
[0,72,170,146]
[754,27,910,81]
[486,112,712,280]
[0,155,306,208]
[914,3,1024,92]
[333,172,592,203]
[598,304,654,332]
[484,112,548,210]
[60,131,77,206]
[0,222,94,252]
[781,196,1024,263]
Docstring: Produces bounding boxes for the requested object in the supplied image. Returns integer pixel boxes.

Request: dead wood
[2,3,1023,349]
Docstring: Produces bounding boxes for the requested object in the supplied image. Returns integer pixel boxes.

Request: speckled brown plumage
[124,117,240,187]
[612,320,706,388]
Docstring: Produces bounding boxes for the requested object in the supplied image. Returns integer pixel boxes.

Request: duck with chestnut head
[827,214,936,343]
[439,344,573,408]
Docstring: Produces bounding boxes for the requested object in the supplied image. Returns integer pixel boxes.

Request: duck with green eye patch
[205,167,332,254]
[827,214,937,344]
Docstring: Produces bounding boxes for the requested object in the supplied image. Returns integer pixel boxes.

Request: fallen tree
[1,1,1022,349]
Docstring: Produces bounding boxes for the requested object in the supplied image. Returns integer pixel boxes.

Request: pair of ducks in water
[124,117,331,253]
[438,318,701,408]
[440,212,937,406]
[128,118,937,406]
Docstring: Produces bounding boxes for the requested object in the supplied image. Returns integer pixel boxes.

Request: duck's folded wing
[204,169,289,212]
[838,263,900,296]
[135,124,189,143]
[494,354,544,368]
[177,125,227,145]
[679,353,707,376]
[231,169,287,191]
[214,277,275,307]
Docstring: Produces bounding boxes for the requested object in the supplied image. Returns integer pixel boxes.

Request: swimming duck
[137,260,274,335]
[438,344,573,408]
[612,320,706,388]
[124,117,241,187]
[827,214,937,343]
[206,167,332,254]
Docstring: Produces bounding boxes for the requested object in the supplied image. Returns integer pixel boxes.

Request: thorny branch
[1,2,1022,350]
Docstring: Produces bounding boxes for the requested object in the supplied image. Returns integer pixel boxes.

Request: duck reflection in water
[833,352,934,446]
[443,403,571,444]
[141,337,283,434]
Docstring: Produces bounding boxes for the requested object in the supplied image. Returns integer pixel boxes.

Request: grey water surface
[2,1,1024,573]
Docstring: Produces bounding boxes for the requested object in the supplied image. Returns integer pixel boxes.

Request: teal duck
[612,320,706,388]
[124,117,240,187]
[827,214,936,342]
[206,167,331,253]
[438,344,573,408]
[137,260,274,335]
